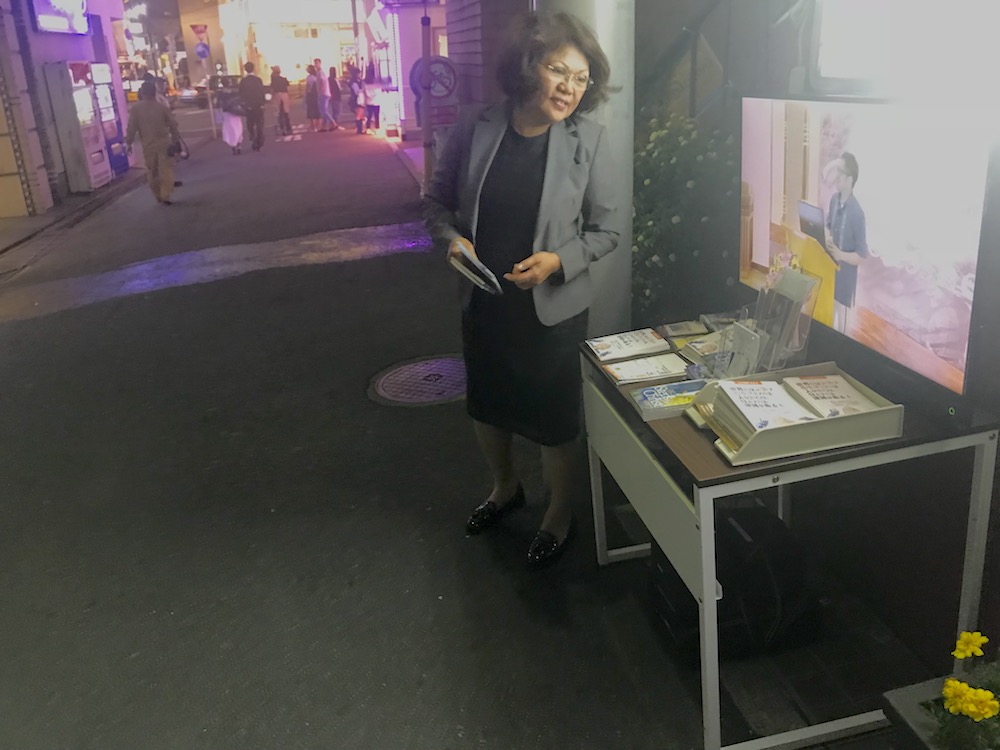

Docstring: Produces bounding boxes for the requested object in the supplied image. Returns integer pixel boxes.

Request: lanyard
[832,197,849,248]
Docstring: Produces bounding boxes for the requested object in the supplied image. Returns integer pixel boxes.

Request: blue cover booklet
[629,379,709,421]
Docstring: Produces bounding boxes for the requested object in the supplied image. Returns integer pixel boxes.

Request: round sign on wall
[195,42,210,60]
[409,56,458,100]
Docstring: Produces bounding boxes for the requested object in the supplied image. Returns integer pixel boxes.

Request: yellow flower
[953,631,989,659]
[958,687,1000,721]
[943,677,971,713]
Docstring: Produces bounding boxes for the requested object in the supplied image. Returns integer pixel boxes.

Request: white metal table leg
[589,441,610,566]
[957,432,997,633]
[697,486,723,750]
[776,482,790,523]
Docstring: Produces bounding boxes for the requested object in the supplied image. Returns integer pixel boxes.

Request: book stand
[580,348,998,750]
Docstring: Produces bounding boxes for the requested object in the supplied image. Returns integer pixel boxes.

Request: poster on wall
[31,0,90,35]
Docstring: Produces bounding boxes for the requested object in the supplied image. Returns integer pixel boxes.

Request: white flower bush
[632,112,739,324]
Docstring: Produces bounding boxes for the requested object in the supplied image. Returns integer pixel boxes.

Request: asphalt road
[0,115,422,288]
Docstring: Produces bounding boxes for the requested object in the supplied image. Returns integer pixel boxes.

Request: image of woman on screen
[423,11,618,569]
[823,152,869,333]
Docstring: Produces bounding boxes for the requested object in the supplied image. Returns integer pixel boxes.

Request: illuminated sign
[31,0,90,34]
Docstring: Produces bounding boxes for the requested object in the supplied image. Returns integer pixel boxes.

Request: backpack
[221,94,244,116]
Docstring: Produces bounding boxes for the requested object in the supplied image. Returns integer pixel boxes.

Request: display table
[580,350,998,750]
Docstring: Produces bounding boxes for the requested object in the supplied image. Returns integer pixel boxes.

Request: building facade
[1,0,131,217]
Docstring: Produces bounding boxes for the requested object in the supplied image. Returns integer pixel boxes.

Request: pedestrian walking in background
[238,62,267,151]
[270,65,292,136]
[349,71,366,135]
[142,72,171,109]
[327,66,343,130]
[364,78,381,134]
[314,58,336,132]
[125,80,182,205]
[218,88,245,155]
[304,65,321,132]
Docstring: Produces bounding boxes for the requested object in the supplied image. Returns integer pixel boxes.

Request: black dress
[462,124,588,446]
[305,79,320,120]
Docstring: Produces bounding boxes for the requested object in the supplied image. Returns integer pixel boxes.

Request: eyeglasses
[543,64,592,91]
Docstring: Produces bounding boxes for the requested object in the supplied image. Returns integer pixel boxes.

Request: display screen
[739,97,993,395]
[73,87,95,125]
[91,63,112,85]
[31,0,89,34]
[95,84,114,110]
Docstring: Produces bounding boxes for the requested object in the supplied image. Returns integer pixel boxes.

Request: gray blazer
[423,102,619,326]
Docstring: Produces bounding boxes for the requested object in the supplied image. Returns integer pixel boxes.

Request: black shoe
[526,515,577,570]
[466,485,525,535]
[173,181,183,187]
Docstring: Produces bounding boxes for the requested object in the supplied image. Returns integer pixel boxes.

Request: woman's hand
[448,237,475,262]
[504,252,561,290]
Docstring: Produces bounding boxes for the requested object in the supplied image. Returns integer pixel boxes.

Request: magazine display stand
[696,267,817,381]
[691,362,904,466]
[752,266,819,373]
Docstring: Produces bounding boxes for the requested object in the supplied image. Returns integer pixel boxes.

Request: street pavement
[0,108,897,749]
[0,108,715,750]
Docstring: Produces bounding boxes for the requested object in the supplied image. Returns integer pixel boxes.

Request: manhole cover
[368,355,466,406]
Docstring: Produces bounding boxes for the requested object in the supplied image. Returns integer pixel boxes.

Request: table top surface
[581,348,1000,488]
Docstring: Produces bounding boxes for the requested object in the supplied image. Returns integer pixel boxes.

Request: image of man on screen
[823,152,868,333]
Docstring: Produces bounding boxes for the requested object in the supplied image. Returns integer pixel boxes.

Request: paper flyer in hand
[449,245,502,295]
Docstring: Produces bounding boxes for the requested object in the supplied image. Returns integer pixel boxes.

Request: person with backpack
[125,80,182,204]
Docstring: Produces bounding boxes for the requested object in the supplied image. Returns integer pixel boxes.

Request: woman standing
[304,64,321,132]
[423,11,618,569]
[218,89,244,155]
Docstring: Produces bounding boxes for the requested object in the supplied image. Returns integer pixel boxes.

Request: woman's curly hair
[496,11,613,115]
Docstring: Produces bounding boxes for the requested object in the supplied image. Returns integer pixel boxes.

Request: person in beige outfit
[126,81,181,205]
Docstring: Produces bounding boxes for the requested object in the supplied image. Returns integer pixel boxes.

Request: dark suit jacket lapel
[534,118,578,251]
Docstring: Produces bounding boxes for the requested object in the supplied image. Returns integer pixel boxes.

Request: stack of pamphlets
[601,352,689,385]
[585,328,672,362]
[781,374,880,418]
[700,375,879,454]
[678,328,736,373]
[708,380,819,452]
[699,310,745,331]
[678,329,724,364]
[655,320,710,338]
[628,379,709,421]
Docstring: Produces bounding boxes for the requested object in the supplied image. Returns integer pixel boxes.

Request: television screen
[739,96,994,396]
[31,0,89,35]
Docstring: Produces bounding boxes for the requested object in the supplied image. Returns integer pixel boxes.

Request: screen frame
[734,92,997,424]
[29,0,90,36]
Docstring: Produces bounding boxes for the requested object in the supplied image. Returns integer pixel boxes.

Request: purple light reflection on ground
[0,222,432,323]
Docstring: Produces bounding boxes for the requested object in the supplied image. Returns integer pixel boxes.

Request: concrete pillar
[533,0,634,335]
[0,0,54,217]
